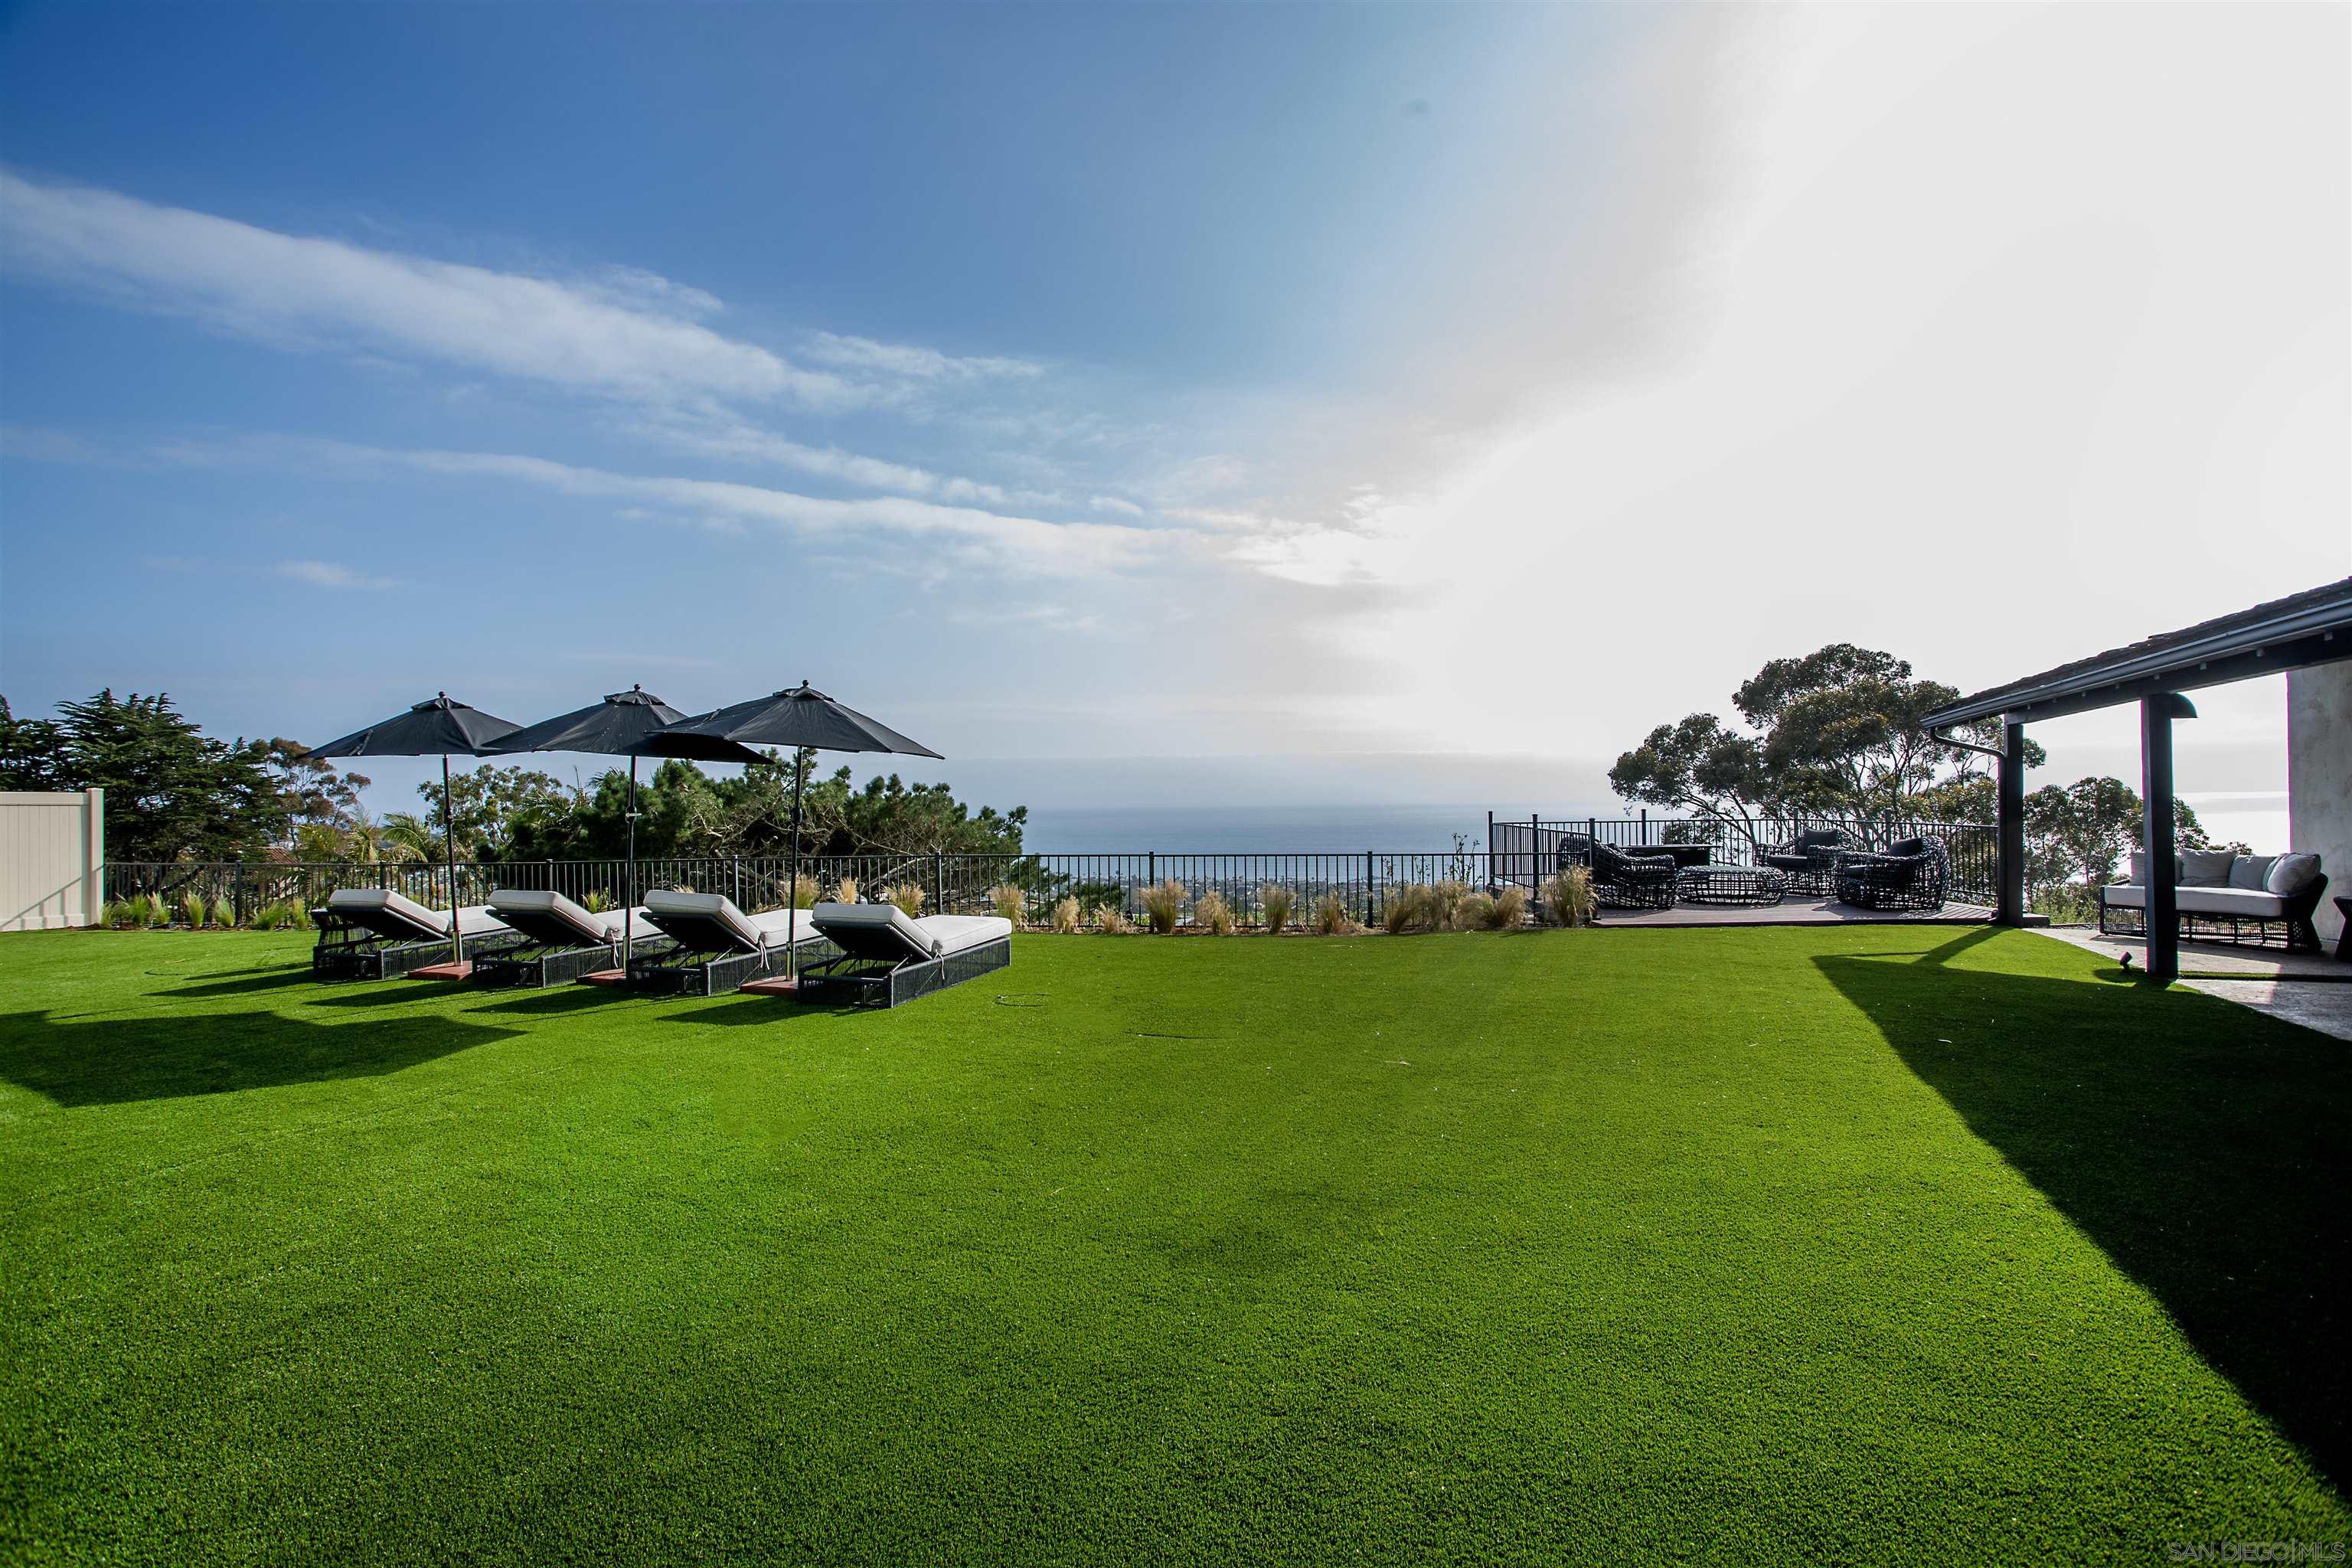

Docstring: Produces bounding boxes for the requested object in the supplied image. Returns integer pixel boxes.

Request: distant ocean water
[1018,804,1622,854]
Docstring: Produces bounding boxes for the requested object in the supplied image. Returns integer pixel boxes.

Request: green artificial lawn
[2,925,2346,1563]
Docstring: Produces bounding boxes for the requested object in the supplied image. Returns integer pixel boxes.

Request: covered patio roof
[1925,577,2352,730]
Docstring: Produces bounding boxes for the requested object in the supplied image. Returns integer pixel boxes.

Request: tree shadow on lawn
[163,967,322,998]
[0,1008,519,1108]
[1818,931,2350,1488]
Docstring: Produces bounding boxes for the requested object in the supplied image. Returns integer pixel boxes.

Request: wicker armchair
[1833,836,1950,913]
[1759,828,1851,897]
[1559,835,1679,910]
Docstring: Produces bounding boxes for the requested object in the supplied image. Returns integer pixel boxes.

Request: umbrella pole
[788,751,806,983]
[443,753,462,965]
[623,756,639,967]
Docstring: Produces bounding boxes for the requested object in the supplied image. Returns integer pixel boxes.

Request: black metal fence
[1486,813,1996,909]
[99,814,1995,928]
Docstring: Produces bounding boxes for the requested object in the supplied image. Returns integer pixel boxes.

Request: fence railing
[1486,813,1996,909]
[99,815,1996,927]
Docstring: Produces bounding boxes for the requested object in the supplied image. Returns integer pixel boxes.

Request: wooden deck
[1595,897,1995,929]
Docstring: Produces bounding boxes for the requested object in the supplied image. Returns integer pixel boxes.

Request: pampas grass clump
[884,881,926,919]
[1139,879,1186,934]
[779,873,822,910]
[1493,884,1529,929]
[1050,895,1082,934]
[988,883,1027,925]
[1453,890,1495,930]
[835,876,860,906]
[1194,890,1236,935]
[181,892,208,929]
[580,890,614,913]
[1258,884,1295,936]
[1311,891,1360,936]
[1383,884,1447,935]
[1544,865,1597,927]
[1431,879,1468,931]
[1094,903,1132,935]
[211,897,237,929]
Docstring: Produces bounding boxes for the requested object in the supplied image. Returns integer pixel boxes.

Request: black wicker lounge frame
[1759,829,1851,897]
[795,936,1011,1008]
[793,904,1013,1008]
[469,932,676,989]
[1557,835,1678,910]
[1833,837,1951,913]
[309,906,524,982]
[625,934,835,997]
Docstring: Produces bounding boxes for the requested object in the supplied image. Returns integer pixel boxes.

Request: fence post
[933,851,944,913]
[1640,808,1648,844]
[1364,851,1374,927]
[233,864,248,926]
[731,857,741,908]
[1485,810,1494,889]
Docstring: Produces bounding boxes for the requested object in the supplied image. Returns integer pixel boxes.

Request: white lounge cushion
[323,888,509,942]
[2102,884,2288,918]
[916,914,1014,957]
[808,904,1012,960]
[488,887,637,946]
[642,890,812,952]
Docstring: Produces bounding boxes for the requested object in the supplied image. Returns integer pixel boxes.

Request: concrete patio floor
[2030,923,2352,1043]
[1596,897,1994,929]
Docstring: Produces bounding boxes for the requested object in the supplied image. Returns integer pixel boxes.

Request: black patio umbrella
[309,694,523,965]
[483,686,763,963]
[647,681,943,981]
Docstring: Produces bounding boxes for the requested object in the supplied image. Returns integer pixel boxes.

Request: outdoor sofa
[310,888,521,981]
[2098,849,2328,952]
[792,902,1013,1008]
[1760,828,1851,897]
[1831,837,1949,913]
[625,890,835,996]
[464,888,671,988]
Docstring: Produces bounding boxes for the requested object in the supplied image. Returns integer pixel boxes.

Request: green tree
[2024,777,2233,898]
[43,691,286,861]
[417,765,580,860]
[0,696,70,792]
[1612,645,2043,837]
[260,739,372,851]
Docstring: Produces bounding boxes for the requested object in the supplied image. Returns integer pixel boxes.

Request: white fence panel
[2,789,105,931]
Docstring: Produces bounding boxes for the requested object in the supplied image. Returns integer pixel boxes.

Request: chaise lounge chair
[1832,836,1950,913]
[792,902,1012,1008]
[311,887,521,981]
[1557,835,1678,910]
[625,890,833,996]
[464,889,672,989]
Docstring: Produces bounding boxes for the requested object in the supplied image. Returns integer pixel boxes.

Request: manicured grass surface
[3,925,2346,1563]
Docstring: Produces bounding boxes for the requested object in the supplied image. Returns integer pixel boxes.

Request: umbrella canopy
[310,693,521,760]
[645,681,943,760]
[649,681,942,983]
[482,687,763,964]
[485,685,764,766]
[309,694,521,964]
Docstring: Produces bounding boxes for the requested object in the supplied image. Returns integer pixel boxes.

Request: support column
[1996,720,2025,925]
[2139,692,2197,984]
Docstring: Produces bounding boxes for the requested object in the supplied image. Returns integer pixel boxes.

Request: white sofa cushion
[2102,884,2287,917]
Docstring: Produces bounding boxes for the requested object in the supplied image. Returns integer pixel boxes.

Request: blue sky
[3,3,2345,838]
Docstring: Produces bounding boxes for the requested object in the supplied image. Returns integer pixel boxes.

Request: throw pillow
[2228,855,2277,891]
[2266,853,2323,897]
[2178,849,2237,887]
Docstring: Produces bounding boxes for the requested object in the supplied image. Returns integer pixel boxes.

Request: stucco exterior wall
[2288,662,2352,950]
[2,789,105,931]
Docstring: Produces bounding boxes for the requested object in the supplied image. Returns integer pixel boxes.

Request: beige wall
[2,789,106,932]
[2288,662,2352,950]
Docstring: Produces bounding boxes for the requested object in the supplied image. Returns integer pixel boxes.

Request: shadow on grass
[660,995,857,1026]
[1818,931,2350,1488]
[164,968,319,998]
[0,1008,519,1107]
[474,987,643,1017]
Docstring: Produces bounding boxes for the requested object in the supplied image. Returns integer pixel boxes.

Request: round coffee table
[1677,864,1788,907]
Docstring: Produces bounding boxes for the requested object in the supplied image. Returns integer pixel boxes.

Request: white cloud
[1088,495,1146,518]
[158,434,1172,577]
[275,559,400,590]
[803,332,1044,381]
[0,171,860,410]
